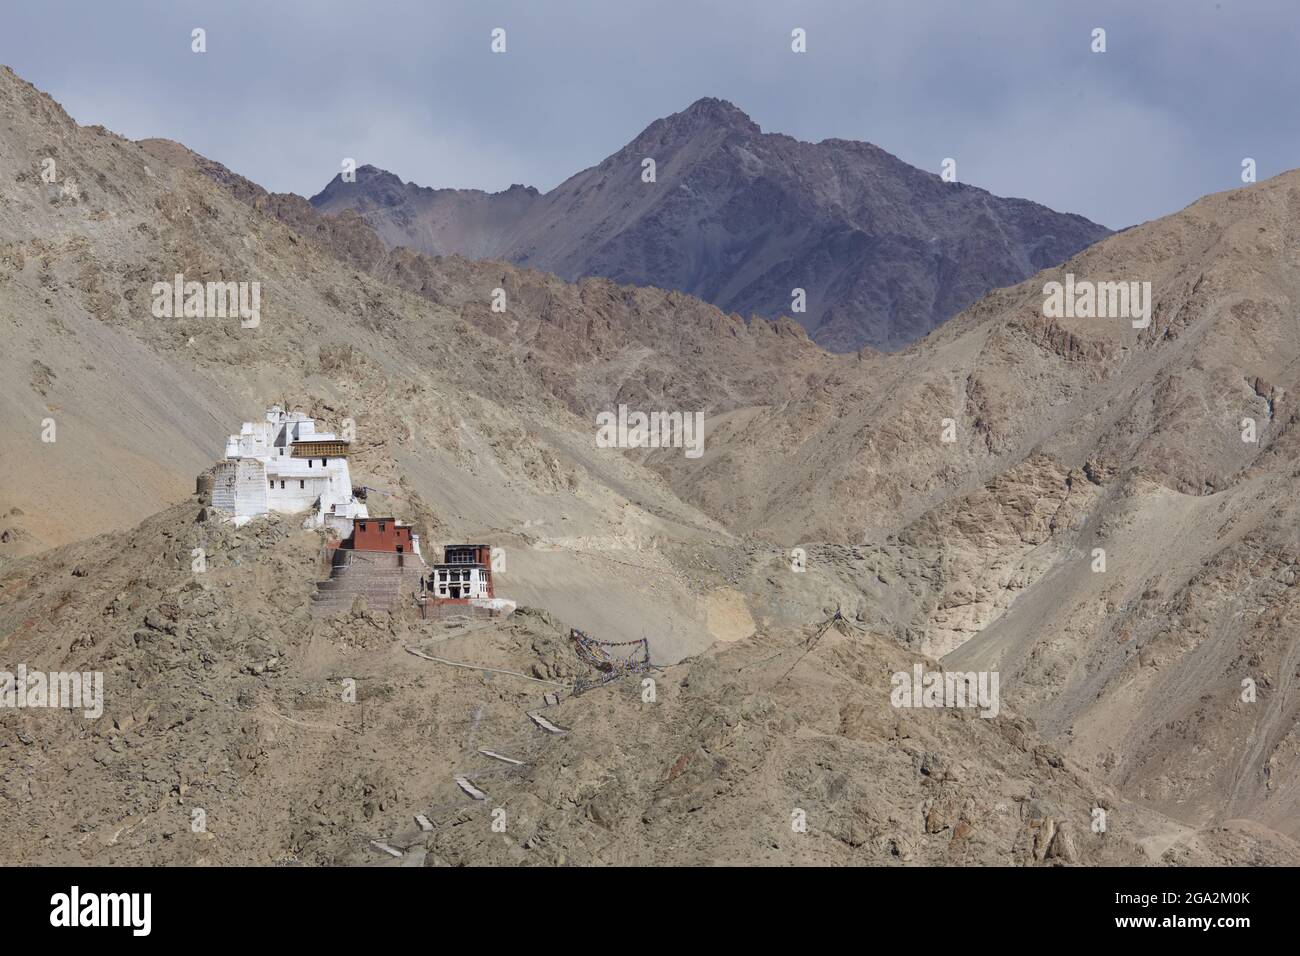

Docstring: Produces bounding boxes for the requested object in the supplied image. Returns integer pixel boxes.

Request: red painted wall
[351,518,413,552]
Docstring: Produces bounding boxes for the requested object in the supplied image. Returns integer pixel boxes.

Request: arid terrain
[2,63,1299,866]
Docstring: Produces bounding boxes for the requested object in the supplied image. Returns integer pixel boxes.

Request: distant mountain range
[311,97,1111,351]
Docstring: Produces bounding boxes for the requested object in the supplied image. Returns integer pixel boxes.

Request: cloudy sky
[3,0,1296,229]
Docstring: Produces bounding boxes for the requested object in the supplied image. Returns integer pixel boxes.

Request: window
[320,458,326,466]
[280,480,286,489]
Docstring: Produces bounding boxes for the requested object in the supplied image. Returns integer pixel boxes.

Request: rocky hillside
[658,164,1300,845]
[310,98,1111,352]
[140,138,841,424]
[5,502,1278,866]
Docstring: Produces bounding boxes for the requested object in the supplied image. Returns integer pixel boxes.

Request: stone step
[312,589,407,603]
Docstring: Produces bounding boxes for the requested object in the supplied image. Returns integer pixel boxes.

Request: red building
[349,517,415,554]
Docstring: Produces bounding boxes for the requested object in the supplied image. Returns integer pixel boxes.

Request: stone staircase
[311,550,426,616]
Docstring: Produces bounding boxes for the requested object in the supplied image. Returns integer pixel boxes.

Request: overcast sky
[3,0,1297,229]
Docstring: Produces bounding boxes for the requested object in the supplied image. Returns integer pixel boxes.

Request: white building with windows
[430,565,493,600]
[207,406,368,534]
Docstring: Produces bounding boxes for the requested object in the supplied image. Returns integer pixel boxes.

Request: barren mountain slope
[664,169,1300,843]
[142,136,847,423]
[311,98,1111,352]
[655,170,1300,544]
[6,503,1285,866]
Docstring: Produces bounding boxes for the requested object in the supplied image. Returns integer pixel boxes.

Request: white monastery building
[208,406,369,534]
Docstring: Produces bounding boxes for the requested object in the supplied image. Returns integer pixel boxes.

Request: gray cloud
[4,0,1297,228]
